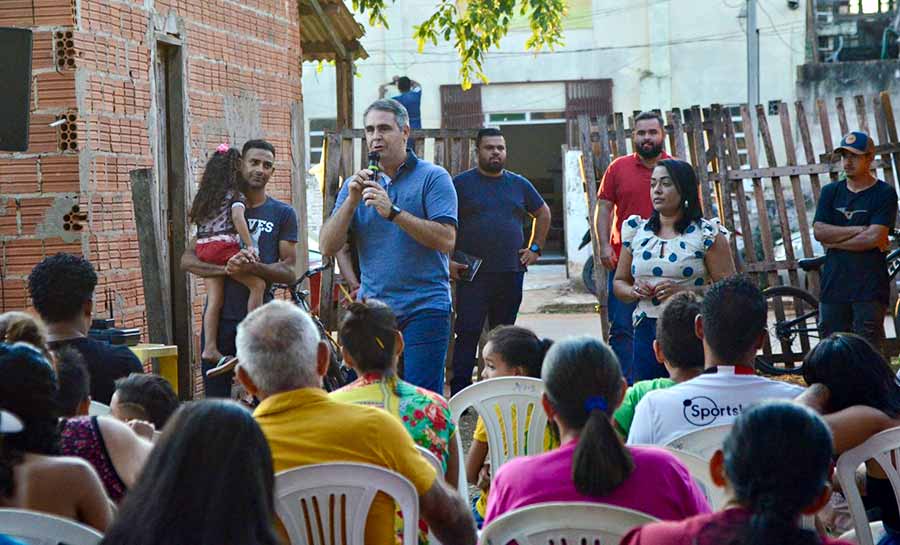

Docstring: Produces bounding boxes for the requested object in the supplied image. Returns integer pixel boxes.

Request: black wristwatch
[387,204,402,222]
[529,243,542,255]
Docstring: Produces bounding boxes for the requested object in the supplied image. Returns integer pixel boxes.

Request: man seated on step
[235,300,476,545]
[627,275,803,447]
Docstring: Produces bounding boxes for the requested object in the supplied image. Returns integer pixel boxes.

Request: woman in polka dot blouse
[612,159,735,383]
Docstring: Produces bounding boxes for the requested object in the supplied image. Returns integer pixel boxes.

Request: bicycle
[756,237,900,376]
[271,260,356,392]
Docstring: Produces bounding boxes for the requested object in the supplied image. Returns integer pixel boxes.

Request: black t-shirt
[813,179,898,304]
[49,337,144,404]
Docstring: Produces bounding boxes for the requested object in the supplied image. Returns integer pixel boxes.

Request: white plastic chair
[88,401,110,416]
[479,502,658,545]
[416,445,443,476]
[664,424,732,459]
[274,462,419,545]
[0,508,103,545]
[835,426,900,545]
[449,377,547,498]
[663,447,728,510]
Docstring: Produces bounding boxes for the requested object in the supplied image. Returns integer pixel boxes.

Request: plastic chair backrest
[479,501,658,545]
[416,445,442,476]
[88,401,110,416]
[0,508,103,545]
[449,377,547,499]
[663,447,728,510]
[664,424,732,459]
[274,462,419,545]
[836,426,900,545]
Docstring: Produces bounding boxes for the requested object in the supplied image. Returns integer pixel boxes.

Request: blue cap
[835,131,875,155]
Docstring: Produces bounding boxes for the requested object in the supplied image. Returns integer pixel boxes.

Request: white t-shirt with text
[626,367,804,447]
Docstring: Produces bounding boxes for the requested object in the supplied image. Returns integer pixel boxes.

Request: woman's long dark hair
[485,325,553,378]
[100,400,279,545]
[698,401,833,545]
[645,158,703,235]
[803,332,900,417]
[188,147,243,226]
[0,342,62,497]
[541,337,631,497]
[338,299,398,374]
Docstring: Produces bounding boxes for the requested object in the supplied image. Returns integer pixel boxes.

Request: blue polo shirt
[333,151,457,317]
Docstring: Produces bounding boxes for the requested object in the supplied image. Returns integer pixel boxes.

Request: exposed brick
[32,31,55,70]
[34,70,76,109]
[0,158,39,194]
[2,238,44,276]
[0,278,28,313]
[18,197,56,235]
[0,198,17,236]
[39,155,80,192]
[0,1,34,26]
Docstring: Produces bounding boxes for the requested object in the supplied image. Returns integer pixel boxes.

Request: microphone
[367,151,381,174]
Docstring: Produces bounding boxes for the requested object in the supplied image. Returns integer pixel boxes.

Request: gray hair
[363,98,409,130]
[235,300,321,394]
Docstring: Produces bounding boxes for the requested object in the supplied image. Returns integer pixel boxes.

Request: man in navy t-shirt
[182,139,299,396]
[449,128,551,394]
[380,76,422,129]
[813,131,898,347]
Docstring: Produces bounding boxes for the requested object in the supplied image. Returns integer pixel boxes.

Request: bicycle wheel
[756,286,820,376]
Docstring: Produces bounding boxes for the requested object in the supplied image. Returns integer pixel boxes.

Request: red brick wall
[0,0,302,398]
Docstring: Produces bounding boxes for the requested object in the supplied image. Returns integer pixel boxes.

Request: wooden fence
[318,129,479,329]
[579,92,900,370]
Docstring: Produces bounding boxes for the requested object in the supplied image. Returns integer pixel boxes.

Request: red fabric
[620,508,855,545]
[196,239,241,265]
[597,152,671,261]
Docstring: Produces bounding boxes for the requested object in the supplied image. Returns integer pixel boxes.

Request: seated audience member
[110,373,179,430]
[613,292,704,437]
[621,401,852,545]
[464,325,556,528]
[628,276,803,446]
[55,348,153,502]
[28,253,144,404]
[235,301,477,545]
[483,336,710,526]
[331,300,458,545]
[798,333,900,544]
[0,311,54,363]
[99,400,279,545]
[0,342,112,531]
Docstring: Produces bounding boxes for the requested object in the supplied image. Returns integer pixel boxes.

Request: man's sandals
[205,356,239,378]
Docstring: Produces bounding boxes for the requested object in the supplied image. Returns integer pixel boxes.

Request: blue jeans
[200,318,239,398]
[819,301,886,348]
[450,272,525,395]
[399,308,451,394]
[608,273,637,383]
[633,317,667,383]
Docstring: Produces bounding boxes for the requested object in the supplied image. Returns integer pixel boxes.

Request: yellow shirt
[254,387,437,545]
[471,407,559,517]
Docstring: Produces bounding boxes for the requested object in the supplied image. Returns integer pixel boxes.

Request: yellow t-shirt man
[254,387,437,545]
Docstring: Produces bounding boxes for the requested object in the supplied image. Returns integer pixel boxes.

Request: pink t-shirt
[620,507,856,545]
[483,440,710,525]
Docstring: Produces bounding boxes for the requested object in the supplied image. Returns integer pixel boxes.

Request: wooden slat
[836,96,850,135]
[873,95,897,189]
[757,104,803,300]
[709,104,740,264]
[854,95,870,134]
[723,110,756,267]
[318,132,344,330]
[795,100,823,206]
[778,102,814,259]
[689,106,715,218]
[817,98,839,183]
[414,137,424,159]
[667,108,687,160]
[449,137,462,176]
[880,92,900,185]
[740,105,775,265]
[433,138,446,168]
[577,114,609,339]
[613,112,627,157]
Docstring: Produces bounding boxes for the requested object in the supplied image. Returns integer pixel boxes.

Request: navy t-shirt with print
[454,168,545,273]
[220,196,299,321]
[813,179,897,304]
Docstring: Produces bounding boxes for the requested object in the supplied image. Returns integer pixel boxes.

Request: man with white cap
[813,131,898,346]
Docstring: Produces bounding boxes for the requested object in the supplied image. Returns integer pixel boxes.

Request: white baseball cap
[0,410,23,434]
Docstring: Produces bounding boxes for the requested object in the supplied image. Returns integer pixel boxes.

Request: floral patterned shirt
[331,373,456,545]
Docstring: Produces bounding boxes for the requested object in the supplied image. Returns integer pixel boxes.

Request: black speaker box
[0,28,33,152]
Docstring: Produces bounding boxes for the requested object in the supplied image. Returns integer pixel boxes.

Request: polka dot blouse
[621,214,728,326]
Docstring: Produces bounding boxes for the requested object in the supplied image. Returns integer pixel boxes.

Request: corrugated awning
[299,0,367,61]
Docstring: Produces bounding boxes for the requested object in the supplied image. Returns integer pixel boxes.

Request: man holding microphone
[319,98,458,394]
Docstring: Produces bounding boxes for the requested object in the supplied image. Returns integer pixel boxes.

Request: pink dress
[484,440,710,525]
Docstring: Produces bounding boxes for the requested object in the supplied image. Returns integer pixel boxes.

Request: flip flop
[205,356,239,378]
